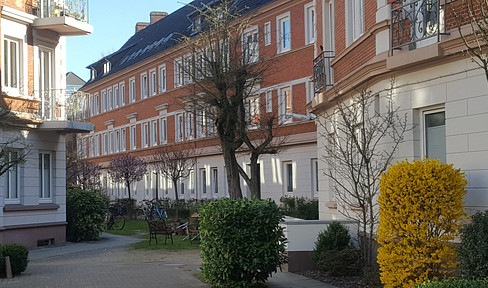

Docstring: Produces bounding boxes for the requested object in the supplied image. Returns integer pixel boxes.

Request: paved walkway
[0,233,336,288]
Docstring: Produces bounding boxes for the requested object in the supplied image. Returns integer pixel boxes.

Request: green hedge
[200,198,287,288]
[459,210,488,278]
[66,188,109,242]
[0,243,29,277]
[416,279,488,288]
[280,197,318,220]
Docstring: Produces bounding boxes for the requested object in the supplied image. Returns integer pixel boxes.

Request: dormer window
[91,68,97,80]
[192,15,202,32]
[103,61,111,74]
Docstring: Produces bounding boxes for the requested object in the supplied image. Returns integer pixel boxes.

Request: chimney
[150,11,168,24]
[135,22,150,33]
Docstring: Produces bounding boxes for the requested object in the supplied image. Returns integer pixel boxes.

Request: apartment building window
[211,167,218,194]
[107,88,113,110]
[115,130,120,153]
[94,93,100,115]
[119,82,126,106]
[277,13,291,53]
[101,90,107,112]
[201,168,207,194]
[174,58,183,87]
[175,113,185,142]
[424,109,446,163]
[185,112,194,140]
[346,0,364,45]
[197,109,207,138]
[243,26,259,64]
[113,85,119,108]
[159,64,167,92]
[159,117,168,144]
[39,152,52,200]
[279,86,292,124]
[311,158,319,197]
[183,55,192,84]
[142,122,149,148]
[246,96,260,127]
[89,136,94,157]
[102,133,107,155]
[103,61,111,74]
[264,22,271,46]
[284,161,294,193]
[121,128,127,152]
[149,69,157,96]
[305,3,316,44]
[129,77,136,103]
[188,170,195,194]
[130,125,137,150]
[5,151,20,203]
[95,134,100,156]
[89,95,95,117]
[151,120,158,146]
[109,131,114,154]
[141,72,148,99]
[3,37,21,93]
[266,91,273,113]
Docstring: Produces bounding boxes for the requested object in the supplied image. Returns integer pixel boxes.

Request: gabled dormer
[103,60,111,75]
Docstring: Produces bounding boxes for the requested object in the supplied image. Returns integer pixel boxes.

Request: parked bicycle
[141,199,168,220]
[106,202,126,230]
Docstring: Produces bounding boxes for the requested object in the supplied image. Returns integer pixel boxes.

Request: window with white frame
[95,134,100,156]
[149,69,157,96]
[94,93,100,115]
[102,133,107,155]
[175,113,185,142]
[243,26,259,64]
[103,61,111,74]
[141,72,148,99]
[101,89,107,112]
[188,170,195,194]
[304,3,316,44]
[39,152,52,200]
[266,90,273,113]
[185,112,194,140]
[130,125,137,150]
[89,94,94,117]
[119,82,126,106]
[115,130,120,153]
[200,168,207,194]
[109,131,114,154]
[142,122,149,148]
[107,87,113,110]
[306,80,314,103]
[5,151,20,203]
[129,77,136,103]
[264,22,271,46]
[423,109,446,163]
[279,86,292,124]
[89,136,94,157]
[39,48,54,115]
[183,54,192,84]
[121,127,127,151]
[284,161,294,193]
[211,167,218,194]
[346,0,364,46]
[3,37,21,94]
[113,85,119,109]
[174,58,183,87]
[195,50,204,80]
[197,109,207,138]
[159,117,168,144]
[246,96,260,127]
[151,120,158,146]
[277,13,291,53]
[158,64,166,93]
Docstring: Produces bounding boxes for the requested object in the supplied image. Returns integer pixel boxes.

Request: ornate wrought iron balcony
[35,89,89,122]
[313,51,334,94]
[391,0,446,52]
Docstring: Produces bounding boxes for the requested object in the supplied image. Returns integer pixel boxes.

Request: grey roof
[66,71,86,86]
[82,0,276,88]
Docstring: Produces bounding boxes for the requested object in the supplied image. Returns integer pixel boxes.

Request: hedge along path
[377,159,469,288]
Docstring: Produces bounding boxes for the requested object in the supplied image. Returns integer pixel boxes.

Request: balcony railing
[313,51,334,94]
[391,0,446,52]
[34,89,89,122]
[33,0,88,22]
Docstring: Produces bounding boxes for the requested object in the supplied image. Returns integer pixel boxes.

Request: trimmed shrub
[66,188,109,242]
[378,159,469,288]
[0,243,29,277]
[459,210,488,278]
[416,279,488,288]
[312,221,361,276]
[280,197,318,220]
[199,198,287,288]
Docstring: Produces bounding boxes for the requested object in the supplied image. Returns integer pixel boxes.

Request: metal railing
[33,0,88,22]
[34,89,89,122]
[391,0,446,52]
[313,51,334,94]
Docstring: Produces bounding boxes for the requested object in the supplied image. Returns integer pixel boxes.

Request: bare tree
[152,144,197,218]
[179,0,280,199]
[108,154,147,203]
[317,84,407,267]
[66,152,101,190]
[0,102,29,177]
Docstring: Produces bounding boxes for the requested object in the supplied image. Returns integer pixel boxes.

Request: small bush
[66,188,109,242]
[0,243,29,277]
[459,210,488,278]
[312,221,361,276]
[280,197,318,220]
[200,198,287,288]
[416,279,488,288]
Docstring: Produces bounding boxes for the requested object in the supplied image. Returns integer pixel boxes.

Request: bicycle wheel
[106,213,114,230]
[112,215,126,230]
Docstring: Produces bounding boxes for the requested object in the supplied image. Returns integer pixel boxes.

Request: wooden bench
[147,220,173,245]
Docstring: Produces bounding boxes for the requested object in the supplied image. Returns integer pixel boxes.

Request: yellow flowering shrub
[377,159,468,288]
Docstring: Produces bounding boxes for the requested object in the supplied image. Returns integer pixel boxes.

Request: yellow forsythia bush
[377,159,468,288]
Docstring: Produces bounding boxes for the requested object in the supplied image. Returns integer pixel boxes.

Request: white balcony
[32,0,92,36]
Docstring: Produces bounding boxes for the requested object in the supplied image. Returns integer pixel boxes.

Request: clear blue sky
[66,1,186,82]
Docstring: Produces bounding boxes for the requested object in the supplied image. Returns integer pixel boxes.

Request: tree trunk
[222,143,242,199]
[173,179,179,218]
[126,180,132,219]
[249,153,261,199]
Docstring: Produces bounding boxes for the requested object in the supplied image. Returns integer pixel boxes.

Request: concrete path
[0,233,337,288]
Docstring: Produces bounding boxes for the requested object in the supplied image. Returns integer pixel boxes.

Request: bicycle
[141,199,167,220]
[106,202,126,230]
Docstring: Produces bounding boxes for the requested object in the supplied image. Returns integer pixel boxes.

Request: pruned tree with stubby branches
[179,0,283,199]
[66,152,102,190]
[317,82,408,268]
[108,154,147,203]
[152,144,197,218]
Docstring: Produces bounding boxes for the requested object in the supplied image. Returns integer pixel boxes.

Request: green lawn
[105,220,148,236]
